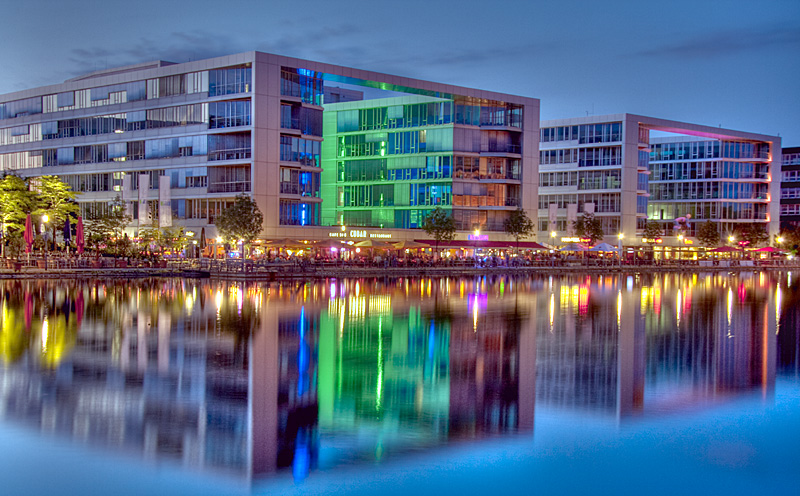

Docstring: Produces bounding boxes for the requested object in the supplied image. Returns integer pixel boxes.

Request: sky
[1,0,799,144]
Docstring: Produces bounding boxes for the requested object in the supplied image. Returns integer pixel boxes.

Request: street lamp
[677,234,683,262]
[550,231,557,267]
[617,233,624,267]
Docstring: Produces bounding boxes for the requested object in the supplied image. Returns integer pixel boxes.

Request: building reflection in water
[0,272,795,482]
[535,272,782,420]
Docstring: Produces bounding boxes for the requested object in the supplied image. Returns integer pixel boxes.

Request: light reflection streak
[473,293,479,332]
[376,317,383,411]
[41,315,49,352]
[727,287,734,338]
[776,285,782,335]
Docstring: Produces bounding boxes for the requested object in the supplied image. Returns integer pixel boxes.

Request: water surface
[0,272,798,494]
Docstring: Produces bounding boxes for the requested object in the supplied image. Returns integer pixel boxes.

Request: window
[208,165,251,193]
[209,66,251,96]
[208,100,251,129]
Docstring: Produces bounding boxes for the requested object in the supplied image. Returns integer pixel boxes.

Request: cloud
[66,32,247,77]
[63,24,546,84]
[636,24,800,58]
[65,22,370,79]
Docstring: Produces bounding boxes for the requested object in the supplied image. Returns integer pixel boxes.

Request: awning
[414,239,550,250]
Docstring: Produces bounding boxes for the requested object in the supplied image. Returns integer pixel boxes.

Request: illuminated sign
[468,234,489,241]
[561,237,590,243]
[328,230,392,239]
[642,238,663,244]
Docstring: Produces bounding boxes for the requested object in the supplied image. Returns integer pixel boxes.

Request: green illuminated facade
[322,96,525,230]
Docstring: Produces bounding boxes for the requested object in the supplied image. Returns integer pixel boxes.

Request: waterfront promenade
[1,257,797,280]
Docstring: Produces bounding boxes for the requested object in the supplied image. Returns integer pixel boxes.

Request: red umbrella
[75,216,85,255]
[749,246,784,253]
[23,214,33,253]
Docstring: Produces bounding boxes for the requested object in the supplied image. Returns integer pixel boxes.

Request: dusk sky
[2,0,798,144]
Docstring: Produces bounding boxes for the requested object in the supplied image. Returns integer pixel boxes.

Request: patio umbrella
[199,227,206,250]
[354,239,395,249]
[75,216,85,255]
[589,242,617,252]
[559,243,589,252]
[526,241,550,250]
[312,239,347,249]
[749,246,784,253]
[392,240,430,250]
[23,213,33,254]
[265,238,308,248]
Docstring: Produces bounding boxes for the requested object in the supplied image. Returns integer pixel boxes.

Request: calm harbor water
[0,272,798,494]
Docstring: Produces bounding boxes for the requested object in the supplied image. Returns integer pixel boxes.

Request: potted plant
[5,233,24,271]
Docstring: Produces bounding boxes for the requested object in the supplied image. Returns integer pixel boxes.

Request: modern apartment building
[538,114,652,243]
[538,114,781,246]
[781,146,800,231]
[649,135,780,241]
[321,95,525,230]
[0,52,539,242]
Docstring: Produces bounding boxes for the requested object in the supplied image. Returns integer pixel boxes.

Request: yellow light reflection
[41,316,49,352]
[215,290,223,311]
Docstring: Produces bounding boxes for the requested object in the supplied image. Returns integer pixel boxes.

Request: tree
[138,225,189,259]
[84,195,131,256]
[642,220,662,241]
[696,221,720,248]
[162,226,190,255]
[215,194,264,258]
[504,207,534,254]
[734,224,769,248]
[777,228,800,254]
[31,176,79,249]
[0,174,37,257]
[422,207,456,255]
[137,226,165,259]
[642,220,663,260]
[573,212,604,245]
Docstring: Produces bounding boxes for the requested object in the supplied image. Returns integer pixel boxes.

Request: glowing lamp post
[617,233,624,267]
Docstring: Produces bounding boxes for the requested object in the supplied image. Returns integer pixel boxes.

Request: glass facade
[322,96,523,230]
[0,62,254,233]
[540,122,621,144]
[648,139,772,236]
[1,53,535,236]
